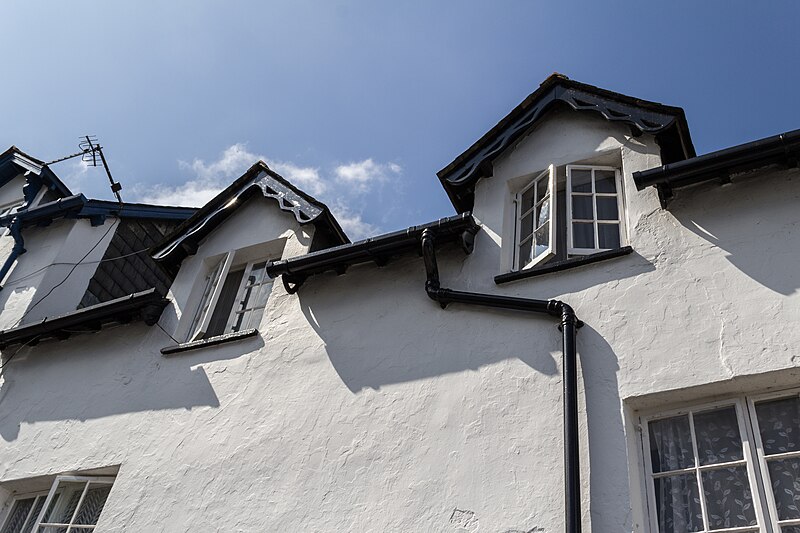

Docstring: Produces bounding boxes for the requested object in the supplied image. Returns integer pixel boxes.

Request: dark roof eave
[0,288,168,348]
[267,213,479,284]
[633,128,800,194]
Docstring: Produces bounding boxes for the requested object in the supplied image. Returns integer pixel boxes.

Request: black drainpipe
[421,229,584,533]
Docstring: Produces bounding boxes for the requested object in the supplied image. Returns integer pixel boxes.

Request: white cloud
[134,144,399,239]
[61,159,91,190]
[334,159,401,193]
[330,202,380,241]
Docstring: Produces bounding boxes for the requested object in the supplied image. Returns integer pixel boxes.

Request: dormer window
[514,163,627,271]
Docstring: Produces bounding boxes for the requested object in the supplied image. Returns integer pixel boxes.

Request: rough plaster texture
[0,110,798,532]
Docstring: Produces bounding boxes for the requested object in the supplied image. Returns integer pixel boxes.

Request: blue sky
[2,2,799,238]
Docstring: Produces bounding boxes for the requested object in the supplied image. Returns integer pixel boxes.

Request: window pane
[596,197,619,221]
[653,474,704,533]
[535,198,550,227]
[41,483,84,524]
[701,466,757,529]
[597,224,620,250]
[693,406,744,465]
[518,239,533,269]
[520,212,534,241]
[205,269,245,338]
[570,169,592,192]
[755,396,800,455]
[781,526,800,533]
[1,498,34,533]
[595,170,617,193]
[536,175,549,200]
[649,415,695,473]
[572,222,595,249]
[72,485,111,525]
[22,497,46,533]
[38,527,68,533]
[533,223,549,258]
[766,458,800,520]
[571,195,593,220]
[520,186,535,214]
[254,280,274,310]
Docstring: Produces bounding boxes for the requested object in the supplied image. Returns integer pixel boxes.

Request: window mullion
[65,482,91,532]
[688,411,712,532]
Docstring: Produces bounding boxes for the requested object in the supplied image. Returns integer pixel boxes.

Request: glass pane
[249,262,268,285]
[693,406,744,465]
[205,269,245,338]
[572,222,595,249]
[595,169,617,193]
[22,497,46,533]
[1,497,34,533]
[571,195,593,220]
[533,223,550,259]
[41,484,83,524]
[518,239,533,269]
[596,197,619,221]
[72,485,111,525]
[781,526,800,533]
[756,396,800,455]
[254,281,273,310]
[653,474,704,533]
[520,186,535,214]
[535,198,550,227]
[701,466,757,529]
[570,169,592,192]
[520,212,534,242]
[536,175,549,200]
[649,415,695,473]
[598,224,621,249]
[38,527,68,533]
[767,458,800,520]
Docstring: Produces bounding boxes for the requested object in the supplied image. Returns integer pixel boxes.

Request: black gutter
[268,214,585,533]
[420,229,583,533]
[267,213,479,293]
[633,128,800,201]
[0,288,168,348]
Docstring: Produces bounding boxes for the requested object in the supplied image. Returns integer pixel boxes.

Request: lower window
[642,391,800,532]
[1,475,114,533]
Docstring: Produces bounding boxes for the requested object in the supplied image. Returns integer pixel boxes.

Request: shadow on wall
[0,323,255,441]
[578,324,629,532]
[670,168,800,296]
[295,255,561,393]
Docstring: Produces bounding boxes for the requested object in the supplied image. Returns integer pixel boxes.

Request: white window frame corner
[566,164,626,256]
[515,164,556,271]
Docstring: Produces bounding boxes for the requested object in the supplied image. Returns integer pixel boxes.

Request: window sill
[494,246,633,285]
[161,328,259,356]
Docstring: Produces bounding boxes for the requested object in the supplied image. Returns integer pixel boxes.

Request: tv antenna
[46,136,124,203]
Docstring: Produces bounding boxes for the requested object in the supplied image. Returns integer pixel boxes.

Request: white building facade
[0,75,799,533]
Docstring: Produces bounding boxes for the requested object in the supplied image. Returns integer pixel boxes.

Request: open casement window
[566,165,625,255]
[0,476,115,533]
[187,253,274,341]
[515,165,556,270]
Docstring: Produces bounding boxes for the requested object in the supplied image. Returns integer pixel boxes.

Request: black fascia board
[0,288,168,348]
[0,147,73,198]
[267,213,479,284]
[633,128,800,192]
[0,195,197,228]
[437,74,695,213]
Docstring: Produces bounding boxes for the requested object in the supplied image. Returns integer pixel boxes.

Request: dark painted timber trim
[494,246,633,284]
[0,288,168,348]
[160,328,259,356]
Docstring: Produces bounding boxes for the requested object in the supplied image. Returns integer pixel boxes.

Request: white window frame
[747,389,800,531]
[186,252,275,342]
[1,475,115,533]
[514,164,556,270]
[225,260,273,333]
[566,165,626,255]
[0,490,50,533]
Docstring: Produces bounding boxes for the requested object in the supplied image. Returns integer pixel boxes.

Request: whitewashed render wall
[0,110,798,532]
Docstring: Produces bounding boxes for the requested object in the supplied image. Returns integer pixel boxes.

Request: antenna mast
[47,136,124,204]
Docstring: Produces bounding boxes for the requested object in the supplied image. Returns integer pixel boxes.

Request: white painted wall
[0,111,798,532]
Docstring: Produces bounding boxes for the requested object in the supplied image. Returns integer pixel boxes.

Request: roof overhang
[0,288,168,348]
[437,74,695,213]
[267,213,478,293]
[152,161,349,271]
[0,146,73,199]
[633,129,800,206]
